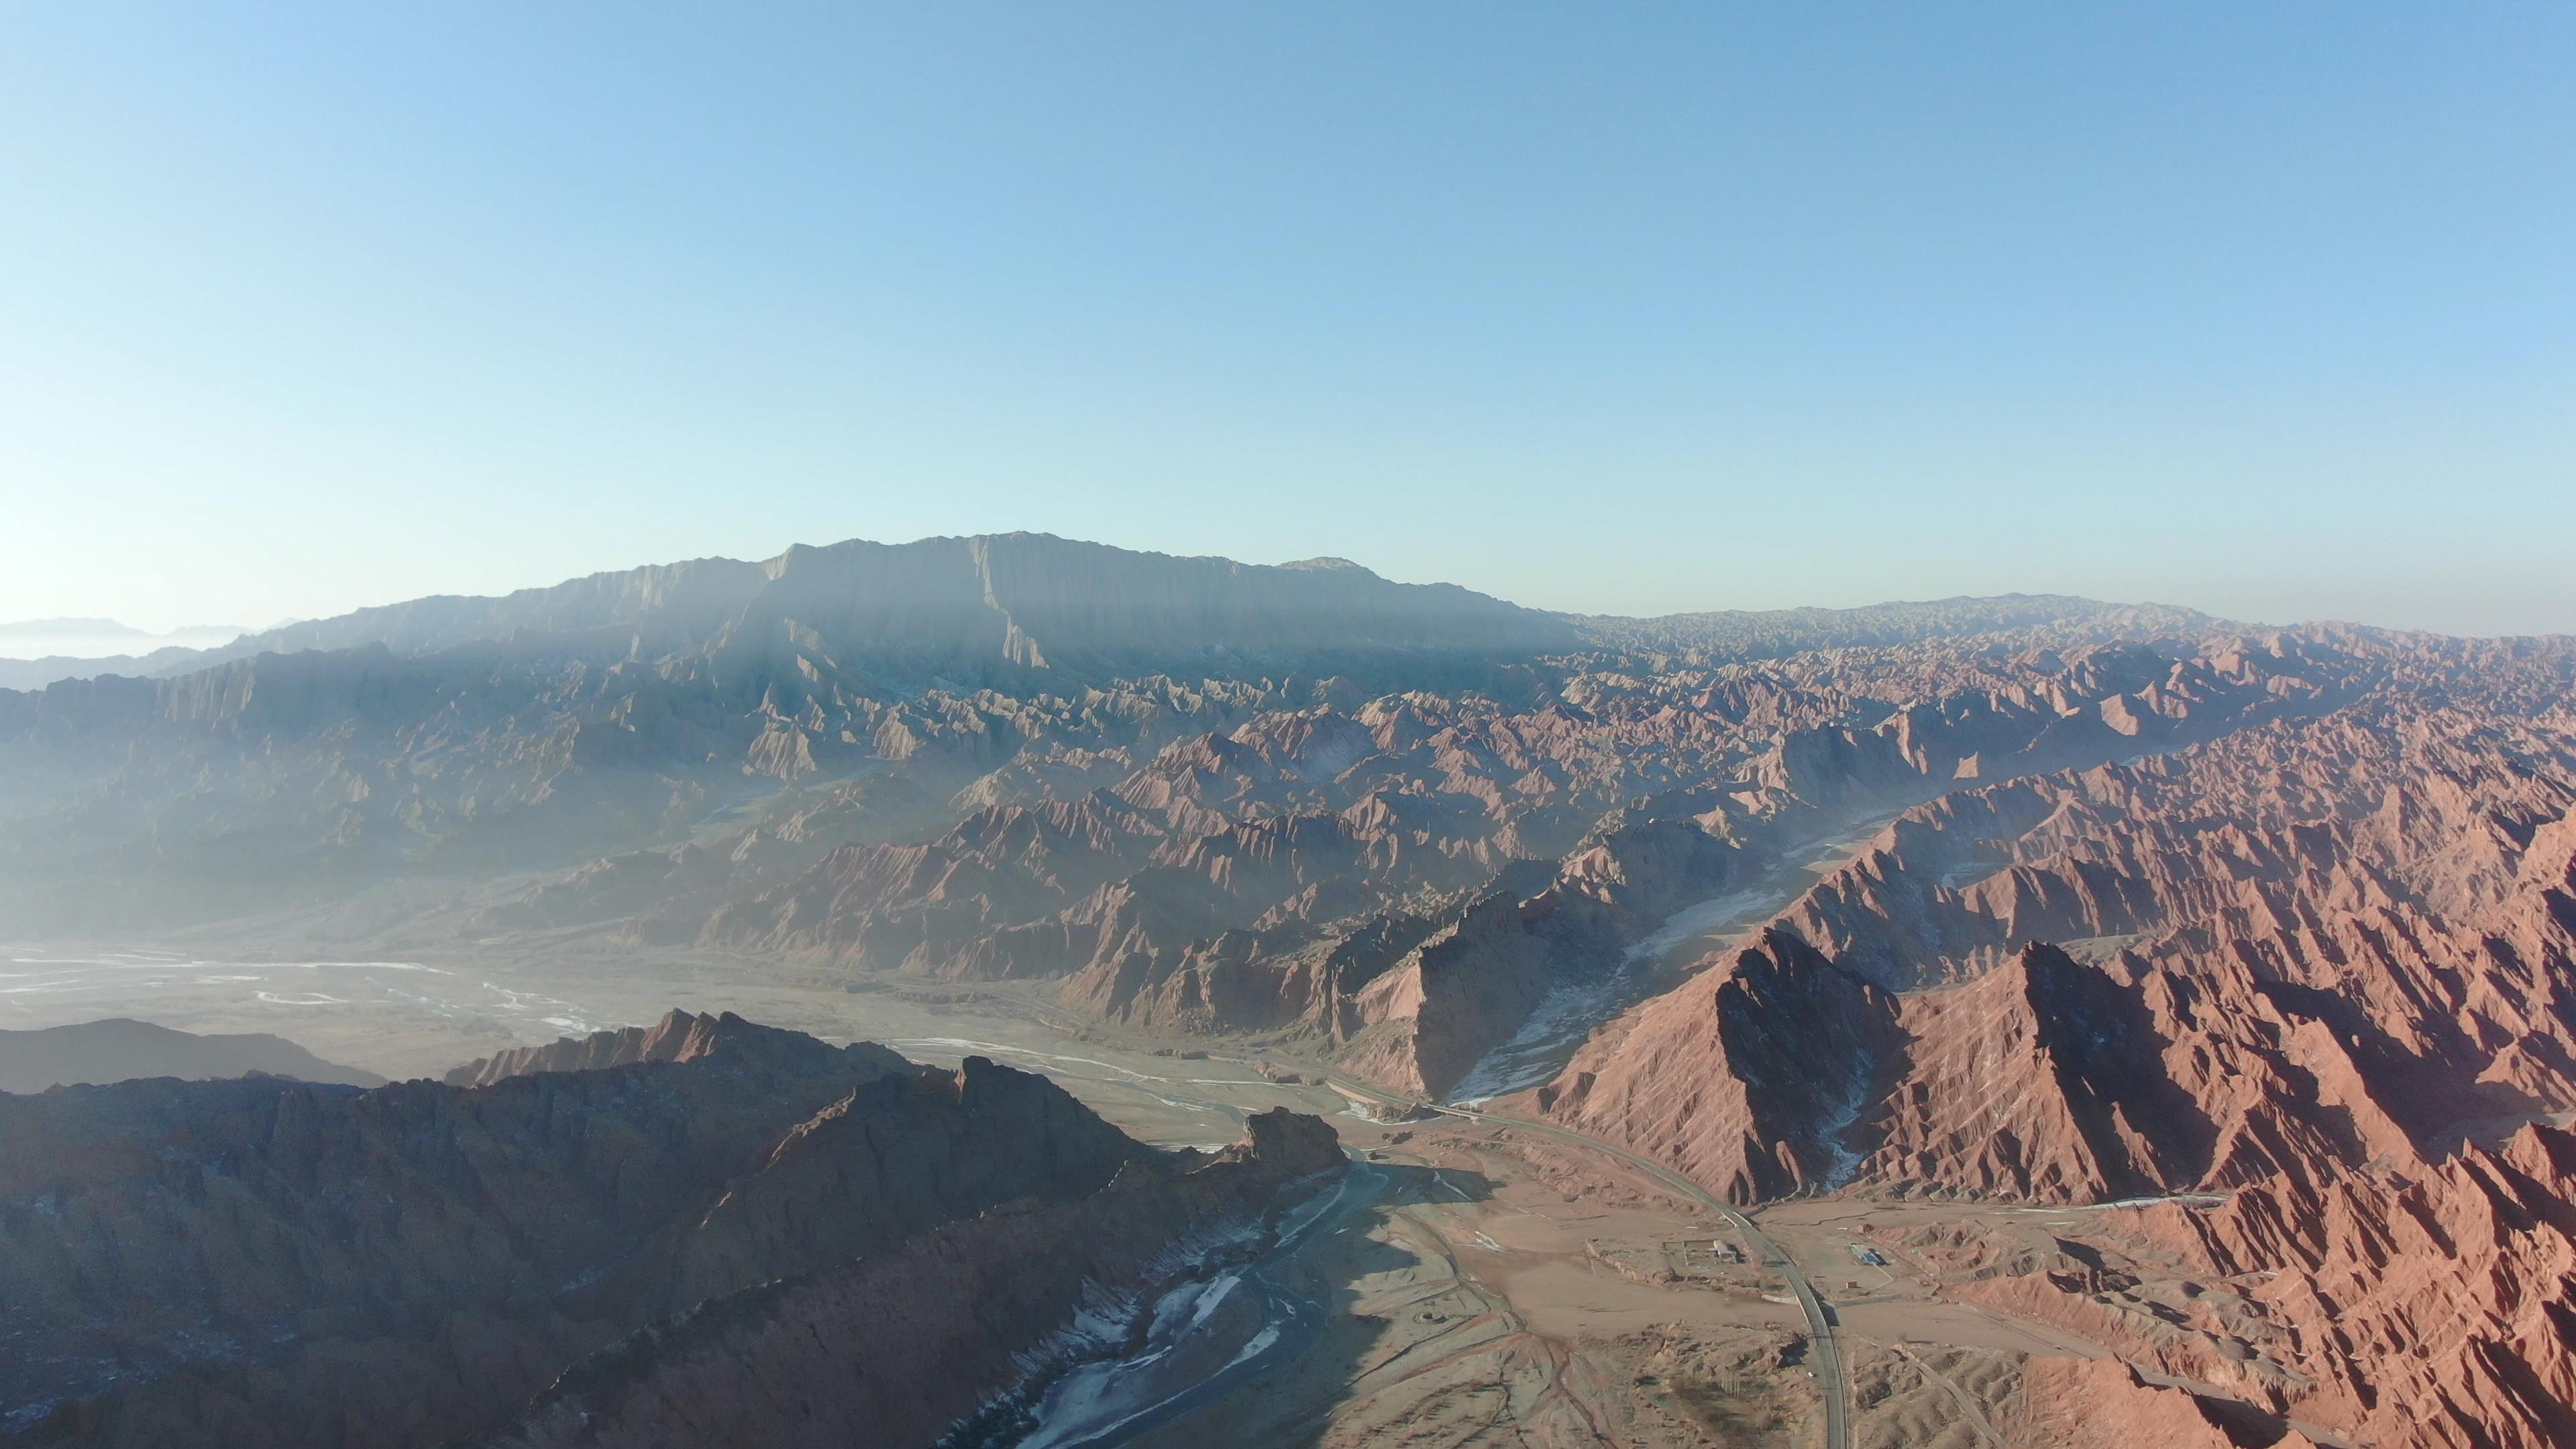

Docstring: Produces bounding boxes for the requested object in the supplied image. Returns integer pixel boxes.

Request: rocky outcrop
[1334,886,1561,1097]
[1994,1124,2576,1448]
[0,1025,1159,1448]
[1535,643,2576,1444]
[484,1109,1344,1449]
[1537,930,1902,1201]
[1862,945,2208,1201]
[0,1019,383,1093]
[2011,1357,2315,1449]
[2168,1122,2576,1446]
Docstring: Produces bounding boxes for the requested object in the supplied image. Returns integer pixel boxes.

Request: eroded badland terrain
[5,534,2573,1447]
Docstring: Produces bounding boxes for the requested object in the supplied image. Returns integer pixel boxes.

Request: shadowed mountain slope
[0,1014,1333,1449]
[0,1019,385,1093]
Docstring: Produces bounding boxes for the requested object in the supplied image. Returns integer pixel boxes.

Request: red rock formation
[1989,1126,2576,1447]
[1540,643,2576,1443]
[2013,1357,2325,1449]
[1548,696,2576,1201]
[1538,929,1902,1201]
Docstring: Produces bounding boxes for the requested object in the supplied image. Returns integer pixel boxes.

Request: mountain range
[5,531,2573,1444]
[0,1020,384,1093]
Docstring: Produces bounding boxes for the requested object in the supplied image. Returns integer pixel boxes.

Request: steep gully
[1443,814,1899,1106]
[922,682,2407,1449]
[1525,685,2576,1444]
[928,661,2536,1449]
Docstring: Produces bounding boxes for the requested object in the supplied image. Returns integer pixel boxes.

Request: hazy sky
[3,5,2571,637]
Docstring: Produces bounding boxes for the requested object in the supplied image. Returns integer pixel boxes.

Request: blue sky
[3,4,2570,635]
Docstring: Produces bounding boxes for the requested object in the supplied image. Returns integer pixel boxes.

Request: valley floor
[3,941,2344,1448]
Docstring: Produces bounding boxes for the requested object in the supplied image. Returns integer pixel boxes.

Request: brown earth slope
[1538,635,2576,1444]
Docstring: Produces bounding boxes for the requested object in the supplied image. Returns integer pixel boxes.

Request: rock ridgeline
[11,533,1576,688]
[482,1109,1346,1449]
[441,1008,908,1087]
[1578,594,2224,661]
[0,1014,1327,1449]
[692,634,2351,1099]
[0,542,2238,938]
[1988,1123,2576,1448]
[1529,639,2576,1445]
[1541,694,2576,1207]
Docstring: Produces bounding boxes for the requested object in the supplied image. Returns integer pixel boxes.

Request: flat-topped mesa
[443,1008,908,1087]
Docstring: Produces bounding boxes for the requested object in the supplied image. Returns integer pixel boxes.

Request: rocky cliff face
[0,1022,1182,1448]
[1973,1123,2576,1448]
[1544,684,2576,1201]
[1531,635,2576,1446]
[483,1109,1345,1449]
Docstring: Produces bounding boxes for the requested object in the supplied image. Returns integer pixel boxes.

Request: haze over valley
[9,6,2572,1446]
[6,533,2574,1446]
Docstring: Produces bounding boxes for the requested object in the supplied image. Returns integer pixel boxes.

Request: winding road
[979,991,1854,1449]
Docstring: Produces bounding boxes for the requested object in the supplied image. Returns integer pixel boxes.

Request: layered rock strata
[1536,643,2576,1446]
[1544,696,2576,1205]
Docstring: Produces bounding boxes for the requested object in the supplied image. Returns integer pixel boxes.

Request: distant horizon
[7,527,2569,653]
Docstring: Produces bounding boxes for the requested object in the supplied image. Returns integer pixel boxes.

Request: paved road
[979,990,1853,1449]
